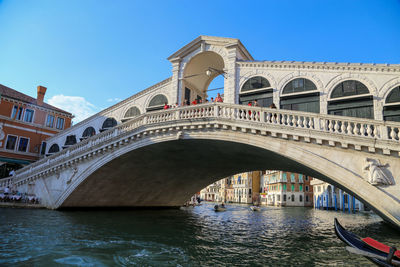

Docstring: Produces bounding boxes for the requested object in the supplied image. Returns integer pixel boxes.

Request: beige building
[232,171,261,204]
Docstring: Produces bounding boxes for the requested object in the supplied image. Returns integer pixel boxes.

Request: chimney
[37,85,47,106]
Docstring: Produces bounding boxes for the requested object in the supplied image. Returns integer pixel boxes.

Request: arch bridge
[2,103,400,228]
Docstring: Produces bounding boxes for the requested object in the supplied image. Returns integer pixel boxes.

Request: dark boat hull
[334,218,398,267]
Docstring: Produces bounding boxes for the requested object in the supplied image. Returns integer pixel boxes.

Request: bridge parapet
[1,102,399,188]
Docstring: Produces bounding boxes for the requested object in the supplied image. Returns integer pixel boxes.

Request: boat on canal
[334,218,400,266]
[250,205,260,211]
[214,203,226,212]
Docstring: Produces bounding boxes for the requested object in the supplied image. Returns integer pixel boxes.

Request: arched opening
[47,144,60,156]
[63,135,77,149]
[122,107,141,122]
[100,118,117,132]
[239,76,273,107]
[383,86,400,122]
[181,51,225,105]
[280,78,320,113]
[328,80,373,119]
[81,127,96,141]
[147,94,168,112]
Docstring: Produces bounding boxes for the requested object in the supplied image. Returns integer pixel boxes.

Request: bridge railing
[2,102,399,184]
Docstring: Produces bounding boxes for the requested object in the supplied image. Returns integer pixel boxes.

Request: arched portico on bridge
[181,51,225,104]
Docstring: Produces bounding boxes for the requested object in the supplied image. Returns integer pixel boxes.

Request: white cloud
[48,95,99,124]
[107,98,122,102]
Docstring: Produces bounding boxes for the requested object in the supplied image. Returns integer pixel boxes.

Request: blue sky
[0,0,399,122]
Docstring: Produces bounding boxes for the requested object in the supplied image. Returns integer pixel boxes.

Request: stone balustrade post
[313,117,321,130]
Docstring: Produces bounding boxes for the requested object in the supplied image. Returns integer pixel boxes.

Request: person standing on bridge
[215,93,223,102]
[163,103,169,110]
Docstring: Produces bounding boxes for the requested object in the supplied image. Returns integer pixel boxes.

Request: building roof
[0,84,72,116]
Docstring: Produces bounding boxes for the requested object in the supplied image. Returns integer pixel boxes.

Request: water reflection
[0,204,399,266]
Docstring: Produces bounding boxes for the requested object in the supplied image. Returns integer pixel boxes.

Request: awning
[0,157,32,165]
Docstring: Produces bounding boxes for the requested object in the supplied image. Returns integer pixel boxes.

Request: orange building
[0,84,73,178]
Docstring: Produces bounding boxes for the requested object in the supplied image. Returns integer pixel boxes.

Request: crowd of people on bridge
[163,93,224,110]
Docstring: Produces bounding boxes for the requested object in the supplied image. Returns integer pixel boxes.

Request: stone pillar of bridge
[224,46,239,104]
[170,57,182,105]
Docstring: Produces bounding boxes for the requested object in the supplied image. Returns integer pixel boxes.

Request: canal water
[1,203,399,266]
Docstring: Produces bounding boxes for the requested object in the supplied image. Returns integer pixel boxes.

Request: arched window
[100,118,117,132]
[280,78,320,113]
[291,194,295,202]
[48,144,60,154]
[328,80,373,119]
[299,195,303,202]
[383,86,400,122]
[122,107,141,122]
[239,76,273,107]
[63,135,77,148]
[147,94,168,111]
[124,107,141,118]
[81,127,96,140]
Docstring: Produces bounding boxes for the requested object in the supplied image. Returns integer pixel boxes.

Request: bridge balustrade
[0,102,399,186]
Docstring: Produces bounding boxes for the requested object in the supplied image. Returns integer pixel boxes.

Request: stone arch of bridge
[181,51,225,103]
[55,130,400,228]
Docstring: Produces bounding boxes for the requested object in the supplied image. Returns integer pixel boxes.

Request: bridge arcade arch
[181,51,225,104]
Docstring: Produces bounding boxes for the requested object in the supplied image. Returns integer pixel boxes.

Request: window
[147,94,168,111]
[249,188,251,194]
[11,106,23,120]
[283,184,287,191]
[124,107,141,119]
[300,195,303,202]
[239,76,273,107]
[277,195,281,201]
[299,185,303,192]
[6,135,17,150]
[48,144,60,154]
[299,174,303,183]
[384,86,400,122]
[18,137,29,152]
[56,117,65,130]
[291,194,295,202]
[291,185,295,192]
[241,76,271,92]
[283,194,286,201]
[305,185,309,192]
[305,176,309,181]
[46,115,55,128]
[331,80,369,98]
[24,109,34,123]
[328,80,373,119]
[291,173,295,183]
[282,173,287,182]
[40,142,47,155]
[306,195,309,202]
[281,78,320,113]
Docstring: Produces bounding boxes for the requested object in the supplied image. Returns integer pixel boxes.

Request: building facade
[231,171,261,204]
[311,179,366,212]
[265,171,313,207]
[0,85,73,178]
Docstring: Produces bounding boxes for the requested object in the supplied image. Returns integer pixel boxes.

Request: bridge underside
[61,139,324,208]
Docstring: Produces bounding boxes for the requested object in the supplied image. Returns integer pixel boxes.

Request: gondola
[334,218,400,266]
[214,204,226,212]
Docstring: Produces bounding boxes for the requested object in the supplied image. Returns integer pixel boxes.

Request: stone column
[223,48,238,104]
[169,58,182,105]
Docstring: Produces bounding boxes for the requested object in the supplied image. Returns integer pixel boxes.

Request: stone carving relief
[363,158,395,186]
